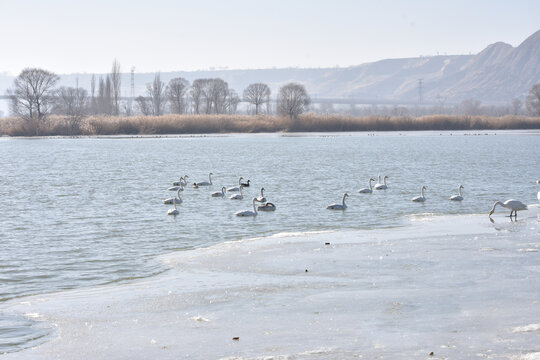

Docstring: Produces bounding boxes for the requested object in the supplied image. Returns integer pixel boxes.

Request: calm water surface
[0,132,539,352]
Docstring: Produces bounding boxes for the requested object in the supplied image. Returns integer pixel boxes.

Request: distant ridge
[1,30,539,105]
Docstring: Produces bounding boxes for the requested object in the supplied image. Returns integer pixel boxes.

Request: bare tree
[243,83,270,115]
[167,77,189,114]
[526,84,540,116]
[224,89,240,114]
[7,68,59,135]
[53,86,88,135]
[277,83,311,120]
[210,78,229,114]
[511,98,522,115]
[146,73,167,116]
[110,59,121,115]
[90,74,97,114]
[459,98,482,115]
[190,79,205,114]
[135,96,152,116]
[96,75,113,114]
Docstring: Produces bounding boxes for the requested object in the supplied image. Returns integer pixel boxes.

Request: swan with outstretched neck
[227,177,243,192]
[211,187,226,197]
[167,198,179,215]
[230,185,244,200]
[163,188,183,205]
[256,187,266,202]
[489,199,527,218]
[235,198,258,217]
[412,186,427,202]
[358,178,375,193]
[450,185,464,201]
[196,172,213,186]
[327,193,349,210]
[374,175,388,190]
[173,175,188,187]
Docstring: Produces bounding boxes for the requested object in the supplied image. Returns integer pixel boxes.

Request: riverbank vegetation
[1,114,539,137]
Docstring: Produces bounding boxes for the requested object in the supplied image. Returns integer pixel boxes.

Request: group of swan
[165,172,275,216]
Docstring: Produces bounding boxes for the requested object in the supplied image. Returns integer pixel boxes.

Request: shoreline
[2,210,539,359]
[1,128,540,140]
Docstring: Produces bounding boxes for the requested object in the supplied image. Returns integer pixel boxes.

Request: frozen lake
[0,132,539,357]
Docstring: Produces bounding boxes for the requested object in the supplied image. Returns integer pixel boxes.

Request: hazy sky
[1,0,539,75]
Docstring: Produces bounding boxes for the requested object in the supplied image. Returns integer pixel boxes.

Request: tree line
[5,61,311,135]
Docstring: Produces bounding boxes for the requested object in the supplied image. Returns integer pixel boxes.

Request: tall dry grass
[1,114,539,137]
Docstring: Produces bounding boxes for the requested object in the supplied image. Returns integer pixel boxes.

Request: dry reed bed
[1,114,540,136]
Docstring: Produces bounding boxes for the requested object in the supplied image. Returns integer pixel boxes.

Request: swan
[168,183,184,192]
[229,185,244,200]
[196,172,213,186]
[172,175,188,186]
[327,193,349,210]
[489,199,527,218]
[235,198,258,217]
[450,185,464,201]
[167,198,179,216]
[358,178,375,193]
[412,186,427,202]
[211,187,226,197]
[257,202,276,211]
[374,175,388,190]
[256,187,266,202]
[240,179,251,187]
[227,177,243,192]
[163,188,183,205]
[537,180,540,201]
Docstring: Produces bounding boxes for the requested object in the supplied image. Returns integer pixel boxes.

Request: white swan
[412,186,427,202]
[374,175,388,190]
[450,185,464,201]
[163,188,183,205]
[167,198,179,215]
[196,172,213,186]
[537,180,540,201]
[327,193,349,210]
[257,202,276,211]
[227,177,243,192]
[229,185,244,200]
[168,183,184,192]
[358,178,375,193]
[256,187,266,202]
[489,199,527,218]
[235,198,258,217]
[211,186,226,197]
[172,175,188,186]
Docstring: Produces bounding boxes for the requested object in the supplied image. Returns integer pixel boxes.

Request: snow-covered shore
[3,208,539,359]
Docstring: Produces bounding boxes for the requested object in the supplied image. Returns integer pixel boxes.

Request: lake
[0,131,539,354]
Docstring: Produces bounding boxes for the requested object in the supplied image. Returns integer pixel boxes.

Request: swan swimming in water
[327,193,349,210]
[168,183,184,192]
[257,202,276,211]
[537,180,540,201]
[163,188,183,205]
[196,172,213,186]
[211,187,226,197]
[450,185,464,201]
[235,198,258,217]
[227,177,243,192]
[489,199,527,218]
[173,175,188,186]
[167,198,179,215]
[358,178,375,193]
[412,186,427,202]
[256,187,266,202]
[229,185,244,200]
[374,175,388,190]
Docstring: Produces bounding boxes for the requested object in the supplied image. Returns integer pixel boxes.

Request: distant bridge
[0,95,442,107]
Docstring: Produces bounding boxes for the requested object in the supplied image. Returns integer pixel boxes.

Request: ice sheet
[2,208,540,359]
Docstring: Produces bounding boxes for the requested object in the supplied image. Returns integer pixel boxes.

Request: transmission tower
[129,67,135,115]
[418,78,423,105]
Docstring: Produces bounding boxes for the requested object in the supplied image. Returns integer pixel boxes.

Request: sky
[1,0,539,75]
